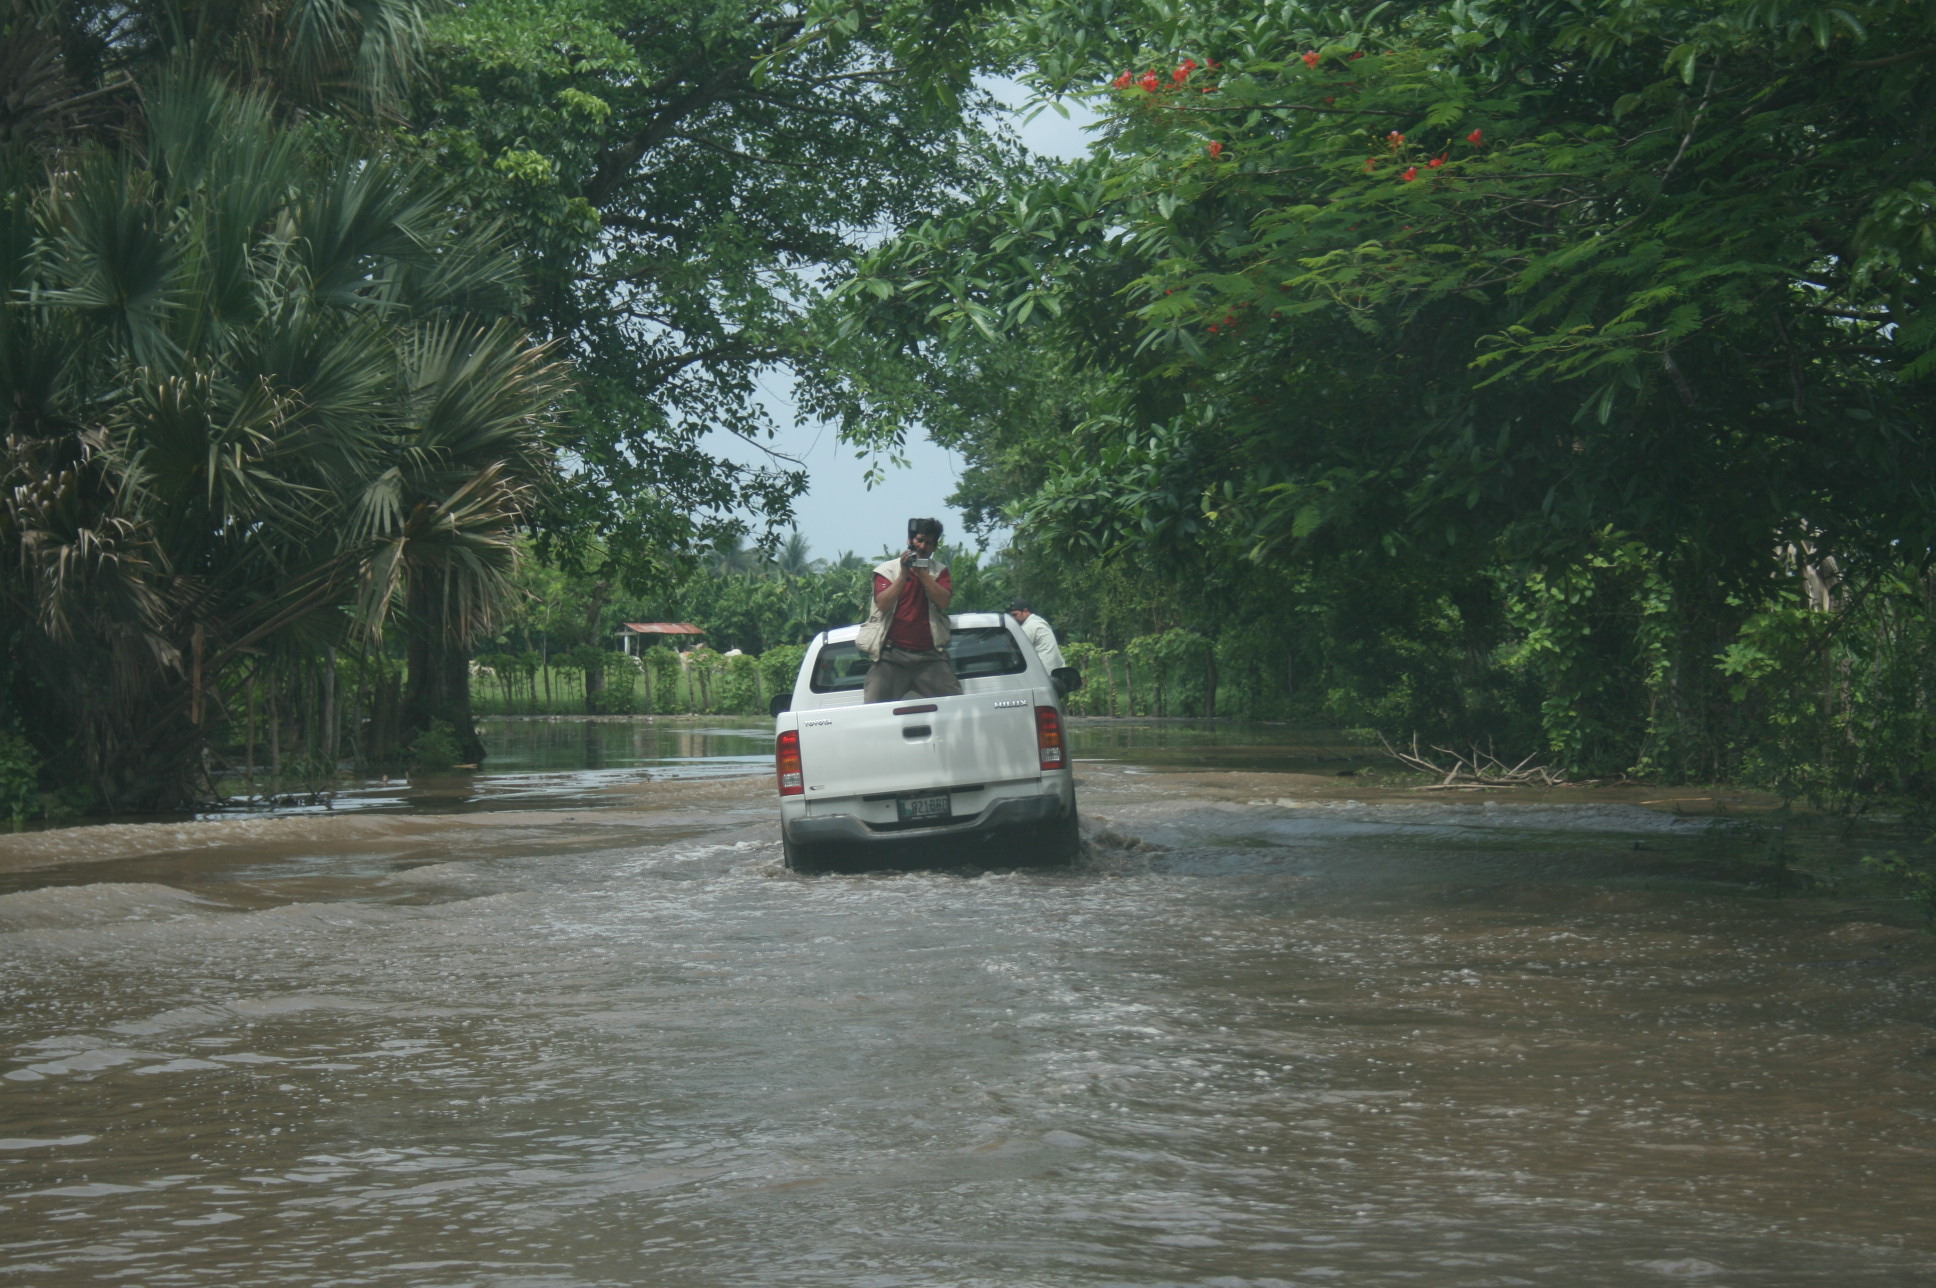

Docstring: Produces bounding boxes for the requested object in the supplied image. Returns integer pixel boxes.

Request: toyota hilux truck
[770,612,1080,872]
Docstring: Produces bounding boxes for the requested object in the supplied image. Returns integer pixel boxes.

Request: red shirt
[873,566,951,651]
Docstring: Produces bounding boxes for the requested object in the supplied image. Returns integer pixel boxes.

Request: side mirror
[769,692,792,717]
[1050,667,1083,696]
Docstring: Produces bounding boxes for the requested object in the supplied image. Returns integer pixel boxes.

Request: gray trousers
[864,647,963,703]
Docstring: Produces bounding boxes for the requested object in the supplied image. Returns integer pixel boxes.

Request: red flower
[1139,70,1160,92]
[1224,314,1236,326]
[1364,157,1376,171]
[1112,71,1132,89]
[1399,166,1418,181]
[1207,323,1219,333]
[1302,50,1320,68]
[1427,156,1444,168]
[1173,65,1190,84]
[1324,96,1335,105]
[1349,51,1364,60]
[1206,57,1221,69]
[1207,141,1224,158]
[1201,84,1219,93]
[1182,57,1198,73]
[1467,128,1484,146]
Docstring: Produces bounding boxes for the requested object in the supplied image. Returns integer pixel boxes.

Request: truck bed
[793,687,1049,802]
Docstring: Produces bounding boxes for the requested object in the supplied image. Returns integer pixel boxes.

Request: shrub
[759,643,808,702]
[408,720,465,771]
[717,653,761,714]
[0,730,41,823]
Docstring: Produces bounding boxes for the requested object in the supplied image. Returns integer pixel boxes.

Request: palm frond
[36,148,185,370]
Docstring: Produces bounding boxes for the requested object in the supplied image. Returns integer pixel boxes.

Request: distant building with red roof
[616,622,706,655]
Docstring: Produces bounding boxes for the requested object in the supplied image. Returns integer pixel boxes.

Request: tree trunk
[247,674,258,803]
[583,581,611,714]
[402,579,486,765]
[368,662,404,770]
[322,646,338,767]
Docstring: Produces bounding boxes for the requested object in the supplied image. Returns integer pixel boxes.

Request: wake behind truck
[769,612,1080,872]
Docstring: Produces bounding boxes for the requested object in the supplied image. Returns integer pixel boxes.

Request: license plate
[895,791,951,823]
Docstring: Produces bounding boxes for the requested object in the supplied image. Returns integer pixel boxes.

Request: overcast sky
[700,79,1099,564]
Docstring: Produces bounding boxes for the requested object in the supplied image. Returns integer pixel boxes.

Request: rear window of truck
[808,627,1030,693]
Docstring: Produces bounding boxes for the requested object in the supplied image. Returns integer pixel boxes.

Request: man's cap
[1007,598,1032,612]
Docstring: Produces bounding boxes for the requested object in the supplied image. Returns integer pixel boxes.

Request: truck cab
[771,612,1079,872]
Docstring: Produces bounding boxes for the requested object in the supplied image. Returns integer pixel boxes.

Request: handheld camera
[905,517,937,569]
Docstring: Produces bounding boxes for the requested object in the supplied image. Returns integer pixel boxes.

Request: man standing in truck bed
[1007,598,1066,674]
[857,518,961,702]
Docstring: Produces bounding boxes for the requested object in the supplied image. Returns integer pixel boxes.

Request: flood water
[3,719,1933,1286]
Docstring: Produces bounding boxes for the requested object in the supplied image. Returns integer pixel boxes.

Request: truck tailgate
[796,692,1044,799]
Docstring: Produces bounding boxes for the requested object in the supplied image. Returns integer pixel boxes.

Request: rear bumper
[785,789,1068,846]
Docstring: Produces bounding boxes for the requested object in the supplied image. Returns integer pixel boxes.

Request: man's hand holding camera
[879,532,950,612]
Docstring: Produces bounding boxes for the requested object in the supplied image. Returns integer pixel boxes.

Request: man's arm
[1021,615,1064,670]
[873,568,904,614]
[915,566,952,611]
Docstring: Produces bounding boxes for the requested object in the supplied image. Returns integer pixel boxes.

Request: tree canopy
[834,0,1936,788]
[410,0,1021,581]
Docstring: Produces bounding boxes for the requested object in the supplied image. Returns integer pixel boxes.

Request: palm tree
[775,531,814,576]
[46,0,428,120]
[0,43,559,807]
[709,530,759,575]
[356,322,564,763]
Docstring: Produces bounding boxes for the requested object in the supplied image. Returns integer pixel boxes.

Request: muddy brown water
[2,719,1933,1286]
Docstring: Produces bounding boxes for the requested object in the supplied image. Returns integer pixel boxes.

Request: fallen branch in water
[1378,733,1569,789]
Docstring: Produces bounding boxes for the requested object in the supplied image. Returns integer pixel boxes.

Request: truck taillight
[1035,705,1066,770]
[776,729,804,795]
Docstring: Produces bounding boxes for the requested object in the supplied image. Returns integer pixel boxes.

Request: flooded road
[3,722,1934,1286]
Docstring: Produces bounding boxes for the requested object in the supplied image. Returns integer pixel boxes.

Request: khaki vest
[856,557,952,660]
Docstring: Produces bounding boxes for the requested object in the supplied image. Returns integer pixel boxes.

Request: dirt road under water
[2,752,1933,1286]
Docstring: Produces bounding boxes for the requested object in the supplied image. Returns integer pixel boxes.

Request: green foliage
[1126,628,1213,717]
[407,720,466,771]
[0,729,41,824]
[717,654,762,716]
[759,644,809,703]
[685,646,724,714]
[412,0,1017,589]
[0,27,562,810]
[645,645,685,715]
[1497,534,1696,776]
[1059,641,1117,716]
[866,0,1936,579]
[1723,569,1936,817]
[1861,853,1936,924]
[820,0,1936,806]
[598,657,640,714]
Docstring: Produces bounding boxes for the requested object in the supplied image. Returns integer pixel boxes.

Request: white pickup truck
[770,612,1080,872]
